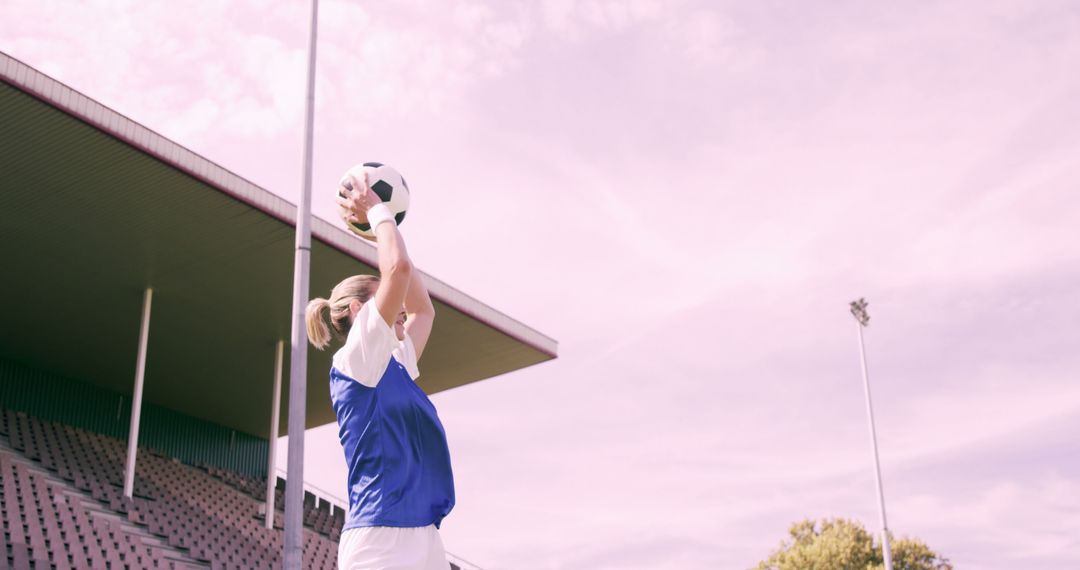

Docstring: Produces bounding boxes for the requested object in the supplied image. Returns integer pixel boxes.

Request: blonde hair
[305,275,380,350]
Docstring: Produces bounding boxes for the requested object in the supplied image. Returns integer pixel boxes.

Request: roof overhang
[0,51,556,439]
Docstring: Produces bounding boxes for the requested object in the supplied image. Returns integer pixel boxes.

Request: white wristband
[366,203,395,231]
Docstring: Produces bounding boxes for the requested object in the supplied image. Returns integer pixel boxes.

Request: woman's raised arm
[403,271,435,359]
[336,172,413,327]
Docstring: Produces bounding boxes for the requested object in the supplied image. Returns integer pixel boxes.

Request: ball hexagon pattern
[338,162,410,240]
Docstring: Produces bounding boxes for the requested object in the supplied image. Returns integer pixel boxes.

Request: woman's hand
[336,170,414,329]
[336,172,385,226]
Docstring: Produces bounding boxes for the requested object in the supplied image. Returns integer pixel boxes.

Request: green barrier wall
[0,359,268,477]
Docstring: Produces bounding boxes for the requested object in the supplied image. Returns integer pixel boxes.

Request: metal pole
[265,340,284,530]
[123,287,153,499]
[851,299,893,570]
[284,0,319,567]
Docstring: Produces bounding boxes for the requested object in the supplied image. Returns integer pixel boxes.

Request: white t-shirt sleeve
[391,334,421,381]
[332,302,396,388]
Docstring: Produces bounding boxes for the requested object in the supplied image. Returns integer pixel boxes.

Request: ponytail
[305,274,381,350]
[306,297,334,350]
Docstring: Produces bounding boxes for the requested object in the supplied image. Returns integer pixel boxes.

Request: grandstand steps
[0,409,344,569]
[171,454,336,549]
[0,440,209,569]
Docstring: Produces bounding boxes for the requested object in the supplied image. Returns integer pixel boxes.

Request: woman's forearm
[404,270,434,316]
[373,219,413,279]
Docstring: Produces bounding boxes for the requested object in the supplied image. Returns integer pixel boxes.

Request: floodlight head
[849,298,870,326]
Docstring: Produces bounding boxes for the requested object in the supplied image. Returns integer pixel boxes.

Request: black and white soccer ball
[338,162,410,240]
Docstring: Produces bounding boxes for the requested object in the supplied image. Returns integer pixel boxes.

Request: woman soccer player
[305,172,454,570]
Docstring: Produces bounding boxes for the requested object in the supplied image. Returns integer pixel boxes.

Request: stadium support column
[284,0,319,568]
[265,340,284,530]
[123,287,153,499]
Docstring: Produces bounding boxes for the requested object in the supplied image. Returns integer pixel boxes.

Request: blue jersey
[330,357,456,530]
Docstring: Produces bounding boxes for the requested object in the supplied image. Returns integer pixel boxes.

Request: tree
[754,518,953,570]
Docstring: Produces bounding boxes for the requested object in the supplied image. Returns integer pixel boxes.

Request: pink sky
[4,1,1080,568]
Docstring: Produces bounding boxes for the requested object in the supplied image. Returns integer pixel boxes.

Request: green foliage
[754,518,952,570]
[890,536,954,570]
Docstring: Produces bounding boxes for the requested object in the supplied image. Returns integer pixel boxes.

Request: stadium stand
[2,49,545,570]
[0,408,448,570]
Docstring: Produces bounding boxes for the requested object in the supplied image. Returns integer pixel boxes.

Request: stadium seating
[200,467,345,541]
[0,408,339,569]
[0,408,465,570]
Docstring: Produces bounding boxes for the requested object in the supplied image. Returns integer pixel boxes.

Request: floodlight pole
[284,0,319,567]
[265,340,284,530]
[850,298,893,570]
[123,287,153,499]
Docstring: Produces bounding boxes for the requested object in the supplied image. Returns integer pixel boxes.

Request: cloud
[539,0,658,34]
[0,0,532,145]
[894,473,1080,566]
[0,0,308,147]
[310,0,531,135]
[535,0,744,64]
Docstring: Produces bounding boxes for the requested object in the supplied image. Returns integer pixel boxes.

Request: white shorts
[338,525,450,570]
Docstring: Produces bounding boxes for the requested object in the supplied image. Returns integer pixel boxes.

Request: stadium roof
[0,51,556,440]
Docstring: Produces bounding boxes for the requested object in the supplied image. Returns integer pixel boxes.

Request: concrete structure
[0,49,556,479]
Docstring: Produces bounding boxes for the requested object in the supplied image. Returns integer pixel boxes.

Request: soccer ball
[338,162,410,240]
